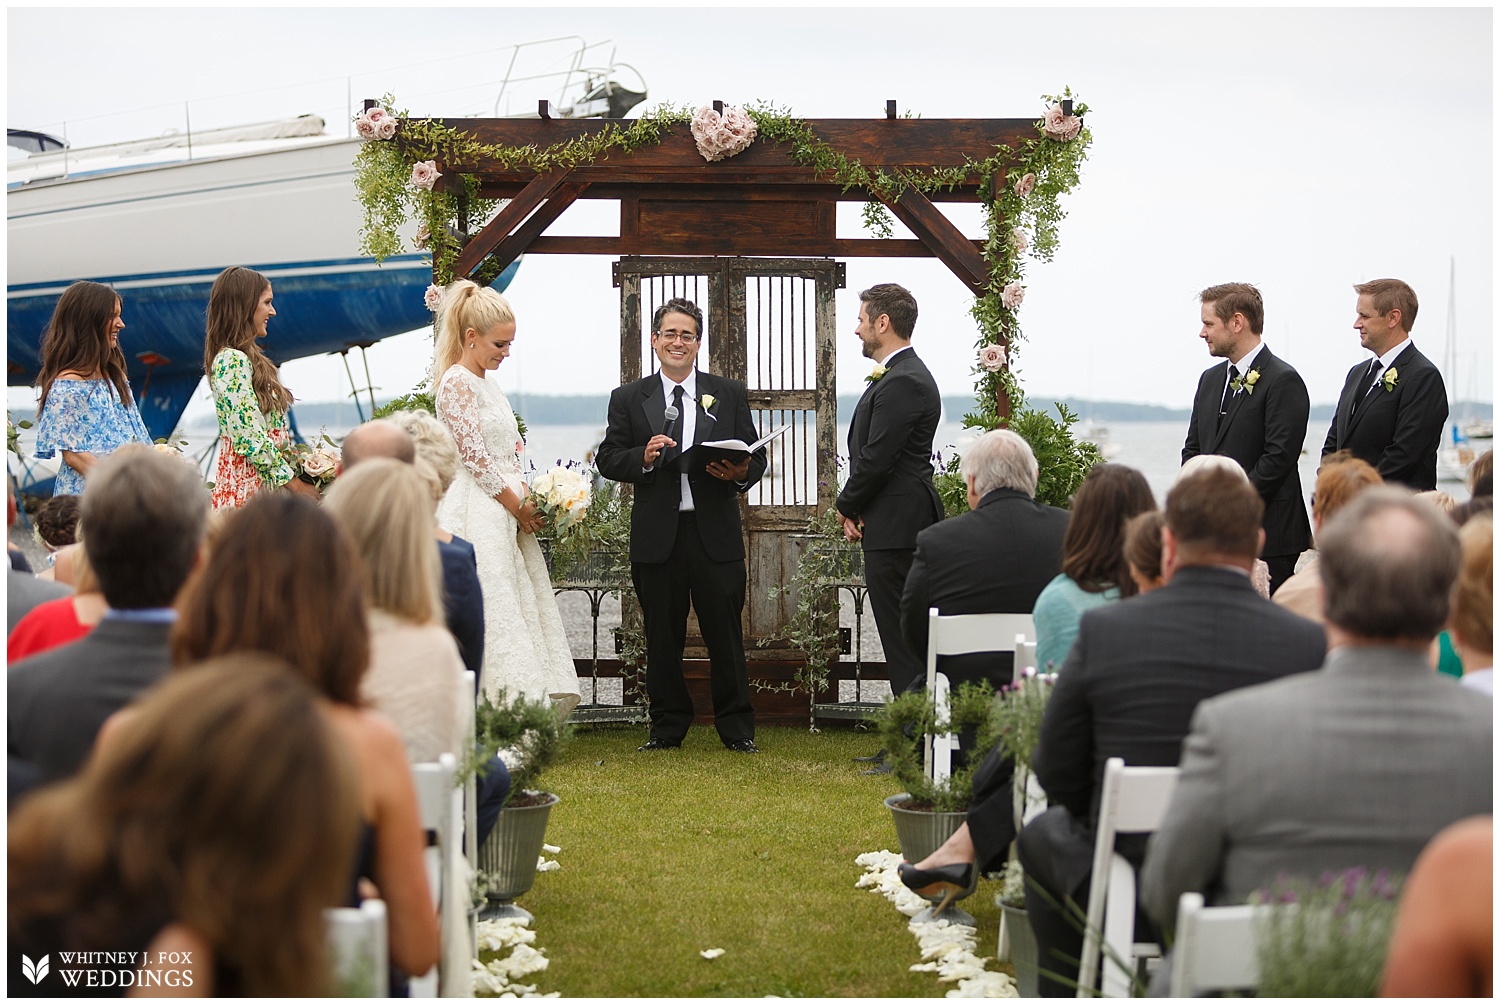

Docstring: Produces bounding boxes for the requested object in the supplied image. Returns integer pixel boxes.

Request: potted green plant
[994,860,1041,996]
[870,681,1001,922]
[467,688,574,922]
[1253,868,1404,997]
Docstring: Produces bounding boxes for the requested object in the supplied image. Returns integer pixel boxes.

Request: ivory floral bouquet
[281,434,341,492]
[529,465,591,535]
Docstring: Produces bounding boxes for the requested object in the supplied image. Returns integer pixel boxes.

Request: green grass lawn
[509,723,1005,997]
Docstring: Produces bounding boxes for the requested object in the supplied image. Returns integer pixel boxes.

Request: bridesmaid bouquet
[529,465,591,536]
[282,435,341,492]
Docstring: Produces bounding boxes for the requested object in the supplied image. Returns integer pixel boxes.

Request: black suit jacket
[1032,566,1326,867]
[836,349,943,550]
[1182,346,1311,558]
[1321,342,1447,490]
[596,370,767,564]
[899,487,1069,689]
[8,619,174,781]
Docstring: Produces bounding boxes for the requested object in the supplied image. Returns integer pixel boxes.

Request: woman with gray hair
[384,408,485,680]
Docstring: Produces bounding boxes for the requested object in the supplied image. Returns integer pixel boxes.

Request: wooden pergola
[425,104,1033,302]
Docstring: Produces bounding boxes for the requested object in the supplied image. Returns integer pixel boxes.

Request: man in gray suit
[1141,488,1492,936]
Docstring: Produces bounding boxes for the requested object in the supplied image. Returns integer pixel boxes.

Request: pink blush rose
[1014,172,1037,198]
[410,160,441,190]
[1001,282,1025,309]
[1041,104,1083,141]
[424,284,443,312]
[979,344,1008,372]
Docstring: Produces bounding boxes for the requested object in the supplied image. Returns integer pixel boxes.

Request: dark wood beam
[451,166,575,279]
[884,188,991,294]
[473,179,589,281]
[521,236,982,258]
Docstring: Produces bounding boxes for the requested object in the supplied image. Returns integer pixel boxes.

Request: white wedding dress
[435,364,580,710]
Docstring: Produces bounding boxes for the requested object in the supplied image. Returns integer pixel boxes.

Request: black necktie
[1352,359,1382,415]
[1220,364,1239,416]
[661,384,685,466]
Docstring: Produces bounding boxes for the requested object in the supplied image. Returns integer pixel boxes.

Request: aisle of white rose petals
[855,850,1019,998]
[471,846,563,997]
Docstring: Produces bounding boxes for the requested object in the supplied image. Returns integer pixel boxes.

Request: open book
[676,423,792,474]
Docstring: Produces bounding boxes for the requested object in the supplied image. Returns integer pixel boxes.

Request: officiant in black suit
[1322,278,1448,491]
[836,283,943,697]
[597,297,768,753]
[1182,282,1310,592]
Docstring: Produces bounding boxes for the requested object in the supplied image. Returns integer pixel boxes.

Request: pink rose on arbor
[1011,226,1029,254]
[691,104,758,162]
[1014,172,1037,198]
[414,224,431,250]
[355,106,397,142]
[410,160,442,190]
[978,344,1008,372]
[424,284,443,313]
[1001,282,1025,309]
[1041,103,1083,142]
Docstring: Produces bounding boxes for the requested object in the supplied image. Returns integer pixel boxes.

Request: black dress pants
[864,546,923,695]
[632,513,755,745]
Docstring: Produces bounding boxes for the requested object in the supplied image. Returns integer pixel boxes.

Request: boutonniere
[1229,368,1261,395]
[866,364,887,383]
[1381,367,1399,392]
[698,393,717,422]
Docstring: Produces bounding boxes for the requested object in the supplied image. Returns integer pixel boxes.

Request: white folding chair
[1076,757,1180,998]
[325,899,389,997]
[923,610,1035,782]
[462,671,479,952]
[1170,892,1262,996]
[410,753,469,997]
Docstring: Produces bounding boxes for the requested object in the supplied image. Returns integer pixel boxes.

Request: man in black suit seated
[1182,282,1311,592]
[9,445,209,785]
[900,428,1068,692]
[1017,467,1327,995]
[596,297,768,753]
[1322,278,1448,490]
[836,283,944,699]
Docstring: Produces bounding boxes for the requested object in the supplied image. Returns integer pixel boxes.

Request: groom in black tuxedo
[1322,278,1448,491]
[1182,282,1311,592]
[836,283,944,697]
[597,298,768,753]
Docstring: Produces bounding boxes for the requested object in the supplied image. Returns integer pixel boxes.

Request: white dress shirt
[659,369,697,511]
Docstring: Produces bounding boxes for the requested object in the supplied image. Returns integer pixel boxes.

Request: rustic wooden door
[614,256,842,655]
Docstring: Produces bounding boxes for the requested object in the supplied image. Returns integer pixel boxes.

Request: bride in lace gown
[431,280,580,712]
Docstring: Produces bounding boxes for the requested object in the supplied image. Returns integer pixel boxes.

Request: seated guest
[900,429,1069,691]
[33,493,80,579]
[384,408,486,681]
[1451,514,1492,696]
[6,487,68,630]
[339,417,415,470]
[1275,452,1382,624]
[1470,448,1493,499]
[9,445,207,782]
[1123,510,1166,594]
[1176,454,1273,596]
[325,460,468,765]
[1030,463,1155,671]
[9,654,360,996]
[7,538,106,661]
[171,493,439,981]
[1017,467,1326,995]
[1141,490,1492,966]
[1380,815,1493,998]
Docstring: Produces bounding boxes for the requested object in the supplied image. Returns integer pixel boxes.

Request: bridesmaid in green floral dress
[203,267,321,509]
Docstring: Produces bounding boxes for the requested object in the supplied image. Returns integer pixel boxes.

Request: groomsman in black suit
[836,283,944,698]
[597,298,768,753]
[1322,278,1448,490]
[1182,282,1311,592]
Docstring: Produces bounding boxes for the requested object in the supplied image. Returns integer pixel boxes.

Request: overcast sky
[8,6,1493,423]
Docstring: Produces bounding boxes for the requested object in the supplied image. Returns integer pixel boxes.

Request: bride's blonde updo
[430,279,516,383]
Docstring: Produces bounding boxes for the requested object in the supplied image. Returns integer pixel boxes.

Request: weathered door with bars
[614,256,842,656]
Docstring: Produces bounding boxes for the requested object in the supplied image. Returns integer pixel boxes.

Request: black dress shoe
[853,747,888,763]
[724,738,759,753]
[637,737,681,751]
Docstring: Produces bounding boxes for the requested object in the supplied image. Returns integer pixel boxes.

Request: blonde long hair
[430,278,515,384]
[323,459,443,624]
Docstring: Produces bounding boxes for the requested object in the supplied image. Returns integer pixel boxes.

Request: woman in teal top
[1032,464,1156,672]
[32,282,151,496]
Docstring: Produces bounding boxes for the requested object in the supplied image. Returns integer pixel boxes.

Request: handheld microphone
[662,403,679,435]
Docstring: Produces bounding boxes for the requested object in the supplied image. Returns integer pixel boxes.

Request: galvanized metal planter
[477,791,559,923]
[883,792,980,925]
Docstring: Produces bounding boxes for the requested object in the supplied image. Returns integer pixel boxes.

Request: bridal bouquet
[529,465,591,535]
[282,435,341,492]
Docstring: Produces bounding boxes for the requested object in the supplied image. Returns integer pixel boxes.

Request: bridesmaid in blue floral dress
[32,282,151,496]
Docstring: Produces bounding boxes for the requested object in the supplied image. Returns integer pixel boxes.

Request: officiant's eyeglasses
[656,330,701,344]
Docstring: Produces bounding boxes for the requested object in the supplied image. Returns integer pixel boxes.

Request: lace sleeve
[436,369,510,498]
[211,350,294,488]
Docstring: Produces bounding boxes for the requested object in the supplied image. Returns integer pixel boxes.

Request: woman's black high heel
[897,861,975,915]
